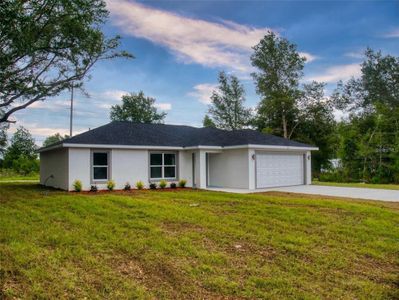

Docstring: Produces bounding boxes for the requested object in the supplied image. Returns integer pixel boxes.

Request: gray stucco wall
[40,148,69,190]
[208,148,249,189]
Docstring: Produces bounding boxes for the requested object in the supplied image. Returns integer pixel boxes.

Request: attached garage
[255,152,305,188]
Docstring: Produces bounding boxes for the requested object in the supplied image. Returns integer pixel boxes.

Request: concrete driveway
[267,185,399,202]
[206,185,399,202]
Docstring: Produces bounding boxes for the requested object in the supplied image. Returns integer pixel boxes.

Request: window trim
[91,150,111,183]
[149,151,178,181]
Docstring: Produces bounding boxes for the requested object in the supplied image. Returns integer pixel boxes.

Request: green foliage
[251,31,305,139]
[159,179,167,189]
[73,180,82,192]
[295,82,338,173]
[11,156,40,176]
[124,182,131,191]
[203,115,216,128]
[332,49,399,183]
[107,180,115,191]
[0,0,132,123]
[3,127,38,174]
[207,72,251,130]
[110,91,166,123]
[135,181,144,190]
[0,169,39,181]
[178,179,187,188]
[149,183,157,189]
[43,133,69,147]
[170,182,177,189]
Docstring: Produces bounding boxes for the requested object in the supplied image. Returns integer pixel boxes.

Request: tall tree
[296,82,337,173]
[332,49,399,183]
[110,92,166,123]
[43,133,69,147]
[207,71,251,130]
[0,0,132,124]
[3,127,37,169]
[203,115,216,128]
[251,31,305,138]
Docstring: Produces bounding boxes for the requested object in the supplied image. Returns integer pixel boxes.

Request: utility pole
[69,85,74,137]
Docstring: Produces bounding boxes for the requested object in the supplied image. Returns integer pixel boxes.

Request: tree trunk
[282,113,288,139]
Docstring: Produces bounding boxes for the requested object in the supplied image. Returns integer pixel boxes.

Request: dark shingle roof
[43,121,315,149]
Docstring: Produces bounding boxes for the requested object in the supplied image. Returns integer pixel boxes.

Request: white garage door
[256,152,304,188]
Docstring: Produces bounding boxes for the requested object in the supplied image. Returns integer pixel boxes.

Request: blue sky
[9,0,399,145]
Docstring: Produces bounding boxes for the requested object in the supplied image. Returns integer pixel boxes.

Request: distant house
[38,121,318,191]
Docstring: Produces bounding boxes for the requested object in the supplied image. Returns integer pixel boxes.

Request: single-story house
[39,121,318,191]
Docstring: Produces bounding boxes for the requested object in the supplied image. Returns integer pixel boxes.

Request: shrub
[11,156,40,175]
[107,180,115,191]
[73,180,82,192]
[124,182,131,190]
[170,182,177,189]
[136,181,144,190]
[149,183,157,189]
[178,179,187,188]
[159,179,167,189]
[90,185,98,192]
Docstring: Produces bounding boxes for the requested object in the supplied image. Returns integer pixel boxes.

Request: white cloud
[300,52,317,62]
[307,63,362,83]
[106,0,315,73]
[30,99,70,111]
[154,103,172,111]
[344,51,363,59]
[96,89,127,101]
[8,121,85,146]
[188,83,217,104]
[383,28,399,38]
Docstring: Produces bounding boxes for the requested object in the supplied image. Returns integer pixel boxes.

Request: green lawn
[313,180,399,190]
[0,170,39,181]
[1,183,398,299]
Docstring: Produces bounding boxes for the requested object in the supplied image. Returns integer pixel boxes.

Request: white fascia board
[39,143,318,153]
[224,144,319,151]
[183,145,223,150]
[62,143,183,150]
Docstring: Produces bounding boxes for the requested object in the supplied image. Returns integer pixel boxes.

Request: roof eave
[224,144,319,151]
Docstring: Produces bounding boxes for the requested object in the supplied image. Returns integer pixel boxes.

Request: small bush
[90,185,98,192]
[124,182,131,190]
[159,179,167,189]
[107,180,115,191]
[136,181,144,190]
[178,179,187,188]
[73,180,82,192]
[149,183,157,190]
[170,182,177,189]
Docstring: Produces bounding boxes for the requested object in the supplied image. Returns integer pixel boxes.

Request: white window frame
[92,151,109,182]
[149,152,177,180]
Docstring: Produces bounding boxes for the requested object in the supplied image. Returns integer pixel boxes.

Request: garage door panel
[256,153,304,188]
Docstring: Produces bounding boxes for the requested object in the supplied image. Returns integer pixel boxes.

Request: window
[92,151,109,181]
[150,153,176,179]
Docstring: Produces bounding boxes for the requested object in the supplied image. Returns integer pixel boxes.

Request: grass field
[313,180,399,190]
[0,170,39,182]
[1,183,398,299]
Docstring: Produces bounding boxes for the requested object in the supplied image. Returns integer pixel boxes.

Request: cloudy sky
[9,0,399,145]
